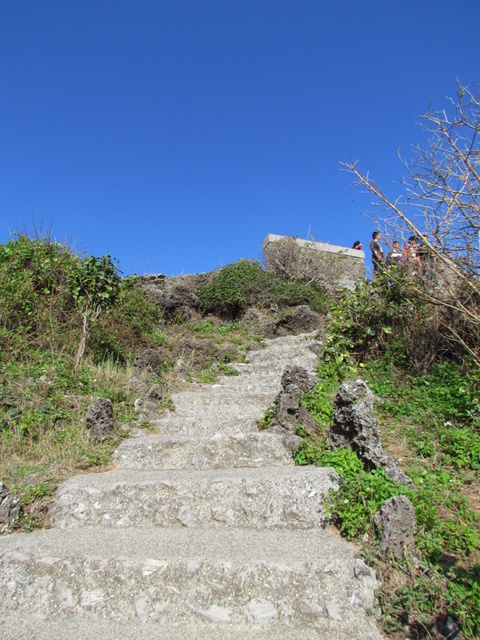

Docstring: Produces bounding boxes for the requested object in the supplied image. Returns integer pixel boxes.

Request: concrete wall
[263,234,365,292]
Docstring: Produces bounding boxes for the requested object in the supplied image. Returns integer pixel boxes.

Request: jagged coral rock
[328,380,412,485]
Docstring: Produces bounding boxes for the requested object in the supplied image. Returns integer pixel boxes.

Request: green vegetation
[0,235,165,528]
[257,405,277,430]
[198,259,329,316]
[67,253,122,367]
[192,320,240,335]
[295,275,480,639]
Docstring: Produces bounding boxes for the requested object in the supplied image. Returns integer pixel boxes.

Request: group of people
[352,232,430,279]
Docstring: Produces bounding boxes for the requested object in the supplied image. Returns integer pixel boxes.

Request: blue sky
[1,1,479,276]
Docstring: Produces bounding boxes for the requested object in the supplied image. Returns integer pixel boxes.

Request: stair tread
[0,613,383,640]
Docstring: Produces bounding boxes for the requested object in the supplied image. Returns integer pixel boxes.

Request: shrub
[0,235,79,349]
[264,235,356,294]
[198,259,329,316]
[324,270,473,374]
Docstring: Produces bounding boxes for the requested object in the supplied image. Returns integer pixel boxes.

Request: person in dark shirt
[352,240,362,250]
[370,231,385,277]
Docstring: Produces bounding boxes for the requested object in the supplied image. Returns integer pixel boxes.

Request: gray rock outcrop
[0,483,21,533]
[260,305,322,338]
[269,365,318,450]
[134,348,165,377]
[85,397,115,441]
[135,273,207,321]
[374,496,417,560]
[327,380,411,485]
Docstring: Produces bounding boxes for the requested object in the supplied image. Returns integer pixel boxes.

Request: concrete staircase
[0,333,383,639]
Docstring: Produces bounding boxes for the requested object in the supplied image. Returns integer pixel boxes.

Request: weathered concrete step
[151,414,259,437]
[246,336,319,364]
[0,527,381,638]
[211,374,282,392]
[175,381,280,401]
[0,614,383,640]
[166,389,274,419]
[231,357,317,377]
[51,466,337,529]
[113,432,293,470]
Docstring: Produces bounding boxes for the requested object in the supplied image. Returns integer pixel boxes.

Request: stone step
[245,354,318,369]
[246,336,319,364]
[245,349,316,364]
[51,466,337,530]
[167,389,275,419]
[0,527,382,639]
[231,355,318,377]
[113,432,293,470]
[212,373,282,391]
[151,414,260,437]
[177,380,280,399]
[0,615,382,640]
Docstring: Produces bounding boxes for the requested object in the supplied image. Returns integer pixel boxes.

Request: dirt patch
[462,478,480,516]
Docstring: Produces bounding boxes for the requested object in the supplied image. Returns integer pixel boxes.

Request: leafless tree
[343,81,480,365]
[264,235,355,295]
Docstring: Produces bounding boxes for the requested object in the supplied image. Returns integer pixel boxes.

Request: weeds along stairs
[0,333,384,640]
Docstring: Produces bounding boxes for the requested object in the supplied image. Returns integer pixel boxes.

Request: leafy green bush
[198,260,329,316]
[320,450,407,539]
[324,270,467,374]
[67,253,121,313]
[88,281,163,363]
[0,235,78,351]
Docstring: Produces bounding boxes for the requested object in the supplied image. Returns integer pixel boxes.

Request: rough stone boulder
[374,495,417,560]
[0,483,21,533]
[260,305,322,338]
[146,383,167,401]
[172,338,214,370]
[327,380,411,485]
[280,364,318,393]
[270,365,318,450]
[136,273,208,320]
[134,348,166,377]
[85,397,115,441]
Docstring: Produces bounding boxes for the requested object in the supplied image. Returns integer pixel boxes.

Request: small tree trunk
[75,310,89,370]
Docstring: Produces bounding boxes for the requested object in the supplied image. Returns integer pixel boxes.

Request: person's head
[372,231,380,241]
[392,240,401,249]
[408,235,417,245]
[353,240,362,250]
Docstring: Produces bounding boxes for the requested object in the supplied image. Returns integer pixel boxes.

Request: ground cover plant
[295,276,480,639]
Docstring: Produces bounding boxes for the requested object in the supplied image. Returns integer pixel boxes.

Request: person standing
[370,231,385,278]
[404,236,422,276]
[386,240,404,267]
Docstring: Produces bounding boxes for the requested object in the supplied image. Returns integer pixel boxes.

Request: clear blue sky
[1,1,479,275]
